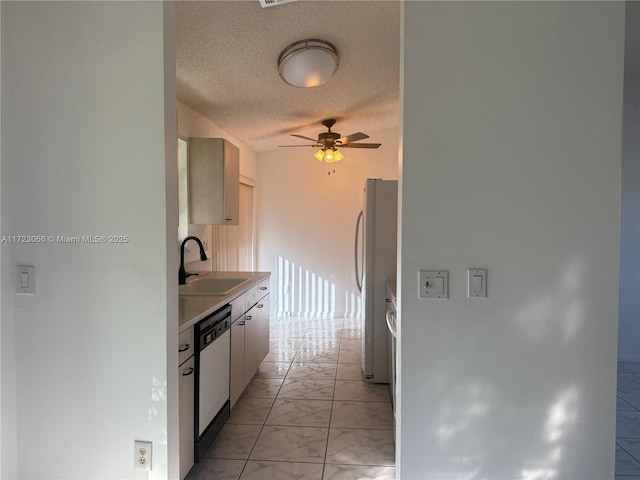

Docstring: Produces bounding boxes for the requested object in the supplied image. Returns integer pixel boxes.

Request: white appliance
[386,294,397,419]
[198,330,230,435]
[354,178,398,383]
[194,304,231,461]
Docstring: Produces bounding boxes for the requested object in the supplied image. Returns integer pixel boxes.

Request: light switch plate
[468,269,487,298]
[419,270,449,299]
[17,265,35,294]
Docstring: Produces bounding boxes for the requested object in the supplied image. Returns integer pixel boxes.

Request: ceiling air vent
[259,0,298,8]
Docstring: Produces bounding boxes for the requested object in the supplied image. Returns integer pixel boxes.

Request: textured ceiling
[176,1,401,153]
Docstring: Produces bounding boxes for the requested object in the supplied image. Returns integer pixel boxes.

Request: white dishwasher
[195,304,231,462]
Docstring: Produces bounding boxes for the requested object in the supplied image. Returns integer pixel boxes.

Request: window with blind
[210,181,254,271]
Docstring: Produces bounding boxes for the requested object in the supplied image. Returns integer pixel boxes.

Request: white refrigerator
[354,178,398,383]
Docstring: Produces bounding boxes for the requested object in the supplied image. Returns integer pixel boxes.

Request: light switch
[419,270,449,299]
[17,265,35,294]
[468,269,487,298]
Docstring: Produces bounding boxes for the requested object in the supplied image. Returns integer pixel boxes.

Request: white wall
[1,3,19,475]
[256,127,398,317]
[399,3,624,478]
[618,1,640,363]
[1,3,177,479]
[177,101,258,267]
[0,0,19,462]
[177,101,258,182]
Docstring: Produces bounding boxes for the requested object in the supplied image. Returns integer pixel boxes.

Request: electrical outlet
[134,440,152,471]
[203,240,209,252]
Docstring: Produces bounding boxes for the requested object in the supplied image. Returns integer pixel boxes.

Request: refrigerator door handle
[354,210,364,293]
[385,308,397,338]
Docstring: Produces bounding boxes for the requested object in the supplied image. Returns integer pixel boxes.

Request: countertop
[178,271,270,333]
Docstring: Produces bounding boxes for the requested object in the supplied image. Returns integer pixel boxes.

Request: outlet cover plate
[134,440,152,471]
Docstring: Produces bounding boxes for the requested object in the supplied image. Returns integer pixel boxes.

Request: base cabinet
[243,306,259,382]
[230,319,246,407]
[244,295,269,384]
[178,354,195,479]
[230,278,270,407]
[179,276,270,477]
[255,296,270,363]
[244,296,270,381]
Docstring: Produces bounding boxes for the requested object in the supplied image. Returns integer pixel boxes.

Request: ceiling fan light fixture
[315,147,343,163]
[278,39,339,88]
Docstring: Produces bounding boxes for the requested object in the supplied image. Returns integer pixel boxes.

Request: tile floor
[616,362,640,479]
[185,316,640,479]
[186,316,395,480]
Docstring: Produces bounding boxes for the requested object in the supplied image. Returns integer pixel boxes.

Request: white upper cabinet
[188,138,240,225]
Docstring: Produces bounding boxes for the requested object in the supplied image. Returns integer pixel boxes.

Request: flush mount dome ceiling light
[278,39,339,88]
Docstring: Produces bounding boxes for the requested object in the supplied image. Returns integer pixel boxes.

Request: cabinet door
[244,295,270,384]
[230,320,246,408]
[243,307,260,383]
[187,138,239,225]
[179,357,195,479]
[254,294,270,367]
[223,140,240,225]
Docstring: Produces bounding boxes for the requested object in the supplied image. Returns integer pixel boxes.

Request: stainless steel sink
[179,277,249,296]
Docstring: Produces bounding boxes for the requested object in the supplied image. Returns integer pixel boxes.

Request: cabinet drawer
[257,277,270,300]
[230,293,246,323]
[178,327,195,366]
[245,286,258,310]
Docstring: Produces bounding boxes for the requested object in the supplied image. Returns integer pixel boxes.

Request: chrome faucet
[179,236,208,285]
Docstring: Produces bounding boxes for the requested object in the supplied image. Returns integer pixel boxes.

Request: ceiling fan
[279,119,382,156]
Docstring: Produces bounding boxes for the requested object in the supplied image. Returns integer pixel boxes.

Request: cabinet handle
[182,366,194,377]
[238,321,245,326]
[178,343,191,353]
[226,218,233,221]
[257,304,264,308]
[259,286,267,290]
[245,315,252,320]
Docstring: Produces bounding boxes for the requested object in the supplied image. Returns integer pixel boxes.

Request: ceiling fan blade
[290,134,319,142]
[278,144,320,147]
[340,142,382,149]
[338,132,369,144]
